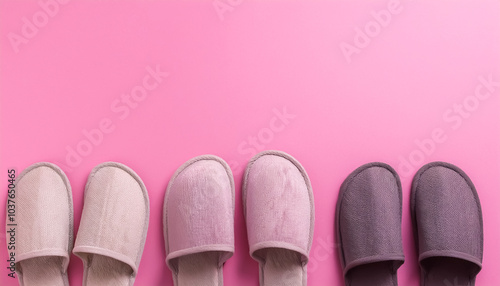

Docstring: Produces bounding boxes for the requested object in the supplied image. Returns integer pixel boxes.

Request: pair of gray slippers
[335,162,483,286]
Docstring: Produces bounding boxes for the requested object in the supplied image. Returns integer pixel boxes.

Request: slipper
[8,162,73,286]
[411,162,483,286]
[73,162,149,286]
[335,162,404,286]
[242,150,314,286]
[163,155,235,286]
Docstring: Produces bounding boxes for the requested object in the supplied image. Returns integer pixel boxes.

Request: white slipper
[73,162,149,286]
[10,162,73,286]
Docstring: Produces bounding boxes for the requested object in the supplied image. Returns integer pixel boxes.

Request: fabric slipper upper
[243,150,314,286]
[164,155,235,286]
[336,162,404,286]
[73,162,149,286]
[10,162,73,286]
[411,162,483,286]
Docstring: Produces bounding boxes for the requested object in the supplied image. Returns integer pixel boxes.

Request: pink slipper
[73,162,149,286]
[9,162,73,286]
[163,155,235,286]
[243,150,314,286]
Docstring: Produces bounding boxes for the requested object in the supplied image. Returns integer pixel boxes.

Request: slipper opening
[254,247,305,286]
[171,251,227,286]
[346,260,402,286]
[421,256,480,286]
[17,256,67,286]
[79,253,133,286]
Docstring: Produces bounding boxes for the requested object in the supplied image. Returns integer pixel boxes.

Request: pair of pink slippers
[164,150,315,286]
[10,162,149,286]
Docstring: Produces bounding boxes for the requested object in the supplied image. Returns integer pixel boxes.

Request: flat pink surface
[1,0,499,285]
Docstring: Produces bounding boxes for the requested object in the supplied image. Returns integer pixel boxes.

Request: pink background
[1,0,499,285]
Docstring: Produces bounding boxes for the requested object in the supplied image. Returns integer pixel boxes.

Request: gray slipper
[336,162,405,286]
[411,162,483,286]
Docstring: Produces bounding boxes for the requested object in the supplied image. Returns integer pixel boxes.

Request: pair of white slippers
[164,150,314,286]
[11,162,149,286]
